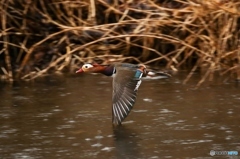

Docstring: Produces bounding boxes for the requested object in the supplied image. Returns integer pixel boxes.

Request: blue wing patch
[134,70,143,79]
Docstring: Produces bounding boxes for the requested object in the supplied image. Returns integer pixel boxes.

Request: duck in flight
[76,63,171,125]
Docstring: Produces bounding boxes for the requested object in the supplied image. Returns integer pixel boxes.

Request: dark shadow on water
[113,126,140,159]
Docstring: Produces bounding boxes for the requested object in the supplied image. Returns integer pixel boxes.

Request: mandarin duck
[76,63,171,125]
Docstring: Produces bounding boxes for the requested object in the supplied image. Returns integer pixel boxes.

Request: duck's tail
[144,71,172,80]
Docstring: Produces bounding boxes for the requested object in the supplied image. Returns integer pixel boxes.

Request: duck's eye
[82,64,93,70]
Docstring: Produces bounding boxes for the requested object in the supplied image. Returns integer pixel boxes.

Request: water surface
[0,73,239,158]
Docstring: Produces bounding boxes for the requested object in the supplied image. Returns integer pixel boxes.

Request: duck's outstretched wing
[112,64,143,125]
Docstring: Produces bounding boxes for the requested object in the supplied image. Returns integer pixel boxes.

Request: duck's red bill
[76,68,83,73]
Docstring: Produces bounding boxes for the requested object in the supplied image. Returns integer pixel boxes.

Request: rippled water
[0,73,240,159]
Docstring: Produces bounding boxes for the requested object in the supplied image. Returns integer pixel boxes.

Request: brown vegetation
[0,0,239,86]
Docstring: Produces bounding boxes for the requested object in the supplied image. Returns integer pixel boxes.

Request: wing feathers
[114,104,122,122]
[119,100,128,115]
[112,64,145,125]
[112,79,142,125]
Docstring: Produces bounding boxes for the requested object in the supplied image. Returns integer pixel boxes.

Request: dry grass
[0,0,239,86]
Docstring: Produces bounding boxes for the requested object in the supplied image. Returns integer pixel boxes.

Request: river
[0,72,239,158]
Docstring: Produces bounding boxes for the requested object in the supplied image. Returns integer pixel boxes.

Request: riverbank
[0,0,239,85]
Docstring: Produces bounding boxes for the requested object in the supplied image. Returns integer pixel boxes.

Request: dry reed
[0,0,239,86]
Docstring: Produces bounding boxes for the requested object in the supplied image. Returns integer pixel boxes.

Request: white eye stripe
[82,64,93,69]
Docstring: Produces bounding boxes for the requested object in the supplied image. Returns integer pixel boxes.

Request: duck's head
[76,63,109,74]
[76,63,95,73]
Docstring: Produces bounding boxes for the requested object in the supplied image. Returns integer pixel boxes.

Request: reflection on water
[0,73,240,158]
